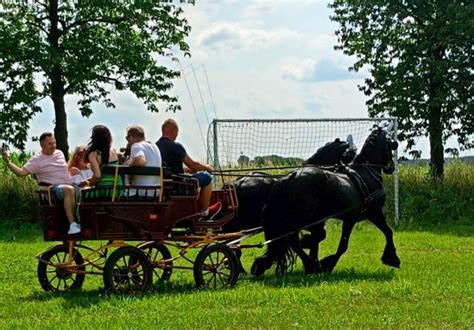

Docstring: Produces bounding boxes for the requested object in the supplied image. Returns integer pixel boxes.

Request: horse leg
[251,250,274,277]
[320,220,355,273]
[369,213,401,268]
[300,224,326,272]
[309,224,326,272]
[289,234,316,274]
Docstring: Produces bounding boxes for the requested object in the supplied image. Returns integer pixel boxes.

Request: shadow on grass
[245,267,396,288]
[22,267,394,307]
[22,281,199,309]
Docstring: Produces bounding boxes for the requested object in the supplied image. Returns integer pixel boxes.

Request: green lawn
[0,221,472,328]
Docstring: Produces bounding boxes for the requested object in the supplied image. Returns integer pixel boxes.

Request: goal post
[207,118,400,225]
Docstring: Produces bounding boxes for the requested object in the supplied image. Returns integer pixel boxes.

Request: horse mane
[353,128,382,164]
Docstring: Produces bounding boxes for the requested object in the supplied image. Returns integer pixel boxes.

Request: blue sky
[25,0,471,160]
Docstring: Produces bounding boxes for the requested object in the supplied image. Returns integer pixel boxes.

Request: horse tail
[273,239,297,275]
[261,180,297,275]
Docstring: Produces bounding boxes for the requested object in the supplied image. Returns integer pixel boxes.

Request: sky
[25,0,472,161]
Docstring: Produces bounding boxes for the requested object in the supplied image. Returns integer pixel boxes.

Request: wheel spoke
[207,253,215,266]
[218,271,230,279]
[215,252,221,265]
[216,272,226,286]
[122,256,129,270]
[131,275,143,286]
[153,269,162,279]
[205,273,216,287]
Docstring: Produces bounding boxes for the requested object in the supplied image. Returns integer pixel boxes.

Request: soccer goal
[207,118,400,225]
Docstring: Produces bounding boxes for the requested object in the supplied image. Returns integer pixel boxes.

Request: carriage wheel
[103,246,153,292]
[193,244,239,289]
[37,244,85,292]
[137,241,173,283]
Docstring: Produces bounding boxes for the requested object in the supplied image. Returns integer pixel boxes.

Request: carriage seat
[37,185,61,206]
[80,165,174,202]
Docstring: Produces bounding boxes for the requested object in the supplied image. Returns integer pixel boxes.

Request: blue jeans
[51,184,67,201]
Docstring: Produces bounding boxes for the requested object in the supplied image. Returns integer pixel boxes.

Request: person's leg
[53,184,80,234]
[61,185,76,224]
[199,183,212,211]
[193,172,212,211]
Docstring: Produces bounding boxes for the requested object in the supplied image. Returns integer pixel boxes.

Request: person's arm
[127,145,146,167]
[182,155,213,173]
[129,156,146,167]
[68,167,80,176]
[2,150,30,177]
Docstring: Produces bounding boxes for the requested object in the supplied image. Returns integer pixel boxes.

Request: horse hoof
[320,256,336,273]
[382,254,401,268]
[251,257,272,277]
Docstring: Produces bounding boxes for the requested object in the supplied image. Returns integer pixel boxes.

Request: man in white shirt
[125,125,162,197]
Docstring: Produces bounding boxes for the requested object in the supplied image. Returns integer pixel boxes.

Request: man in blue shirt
[156,119,221,220]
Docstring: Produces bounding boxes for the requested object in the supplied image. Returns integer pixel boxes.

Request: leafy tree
[445,147,459,158]
[0,1,192,158]
[330,0,473,178]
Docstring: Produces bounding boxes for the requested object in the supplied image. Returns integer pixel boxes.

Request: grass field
[0,220,472,328]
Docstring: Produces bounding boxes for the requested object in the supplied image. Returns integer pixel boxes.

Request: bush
[0,152,39,221]
[385,161,474,227]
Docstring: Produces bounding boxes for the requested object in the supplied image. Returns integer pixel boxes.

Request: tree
[0,1,192,158]
[330,0,473,178]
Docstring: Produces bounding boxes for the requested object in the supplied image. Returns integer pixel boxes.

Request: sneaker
[68,222,81,235]
[204,202,222,221]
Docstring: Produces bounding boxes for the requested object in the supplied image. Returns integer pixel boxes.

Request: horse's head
[305,135,356,166]
[354,125,398,174]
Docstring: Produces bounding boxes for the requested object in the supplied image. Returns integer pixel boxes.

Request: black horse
[251,126,400,276]
[223,136,357,272]
[224,135,357,233]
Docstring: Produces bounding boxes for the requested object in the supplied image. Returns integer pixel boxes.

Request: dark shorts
[192,171,212,187]
[51,184,69,201]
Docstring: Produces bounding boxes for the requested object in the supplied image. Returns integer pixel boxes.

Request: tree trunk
[51,69,69,160]
[429,109,444,180]
[427,41,446,180]
[48,0,69,159]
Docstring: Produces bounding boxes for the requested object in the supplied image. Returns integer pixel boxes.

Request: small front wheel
[103,246,153,292]
[193,244,239,289]
[37,244,85,292]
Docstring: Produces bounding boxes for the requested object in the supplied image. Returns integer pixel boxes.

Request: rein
[226,205,358,248]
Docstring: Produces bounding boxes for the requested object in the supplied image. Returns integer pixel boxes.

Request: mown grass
[0,155,473,327]
[0,220,472,328]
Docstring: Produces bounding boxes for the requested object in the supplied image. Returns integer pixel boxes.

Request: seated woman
[68,146,93,185]
[82,125,124,199]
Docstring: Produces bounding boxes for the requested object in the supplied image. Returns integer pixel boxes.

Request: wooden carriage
[36,165,249,292]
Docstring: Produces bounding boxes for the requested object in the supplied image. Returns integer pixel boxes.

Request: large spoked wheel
[103,246,153,292]
[137,241,173,283]
[37,244,85,292]
[193,244,239,289]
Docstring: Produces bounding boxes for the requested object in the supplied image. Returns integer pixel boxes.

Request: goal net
[207,118,400,224]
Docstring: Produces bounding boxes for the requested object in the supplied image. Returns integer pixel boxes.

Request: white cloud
[282,58,360,82]
[196,23,299,51]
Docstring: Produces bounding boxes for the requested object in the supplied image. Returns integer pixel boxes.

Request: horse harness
[337,164,386,210]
